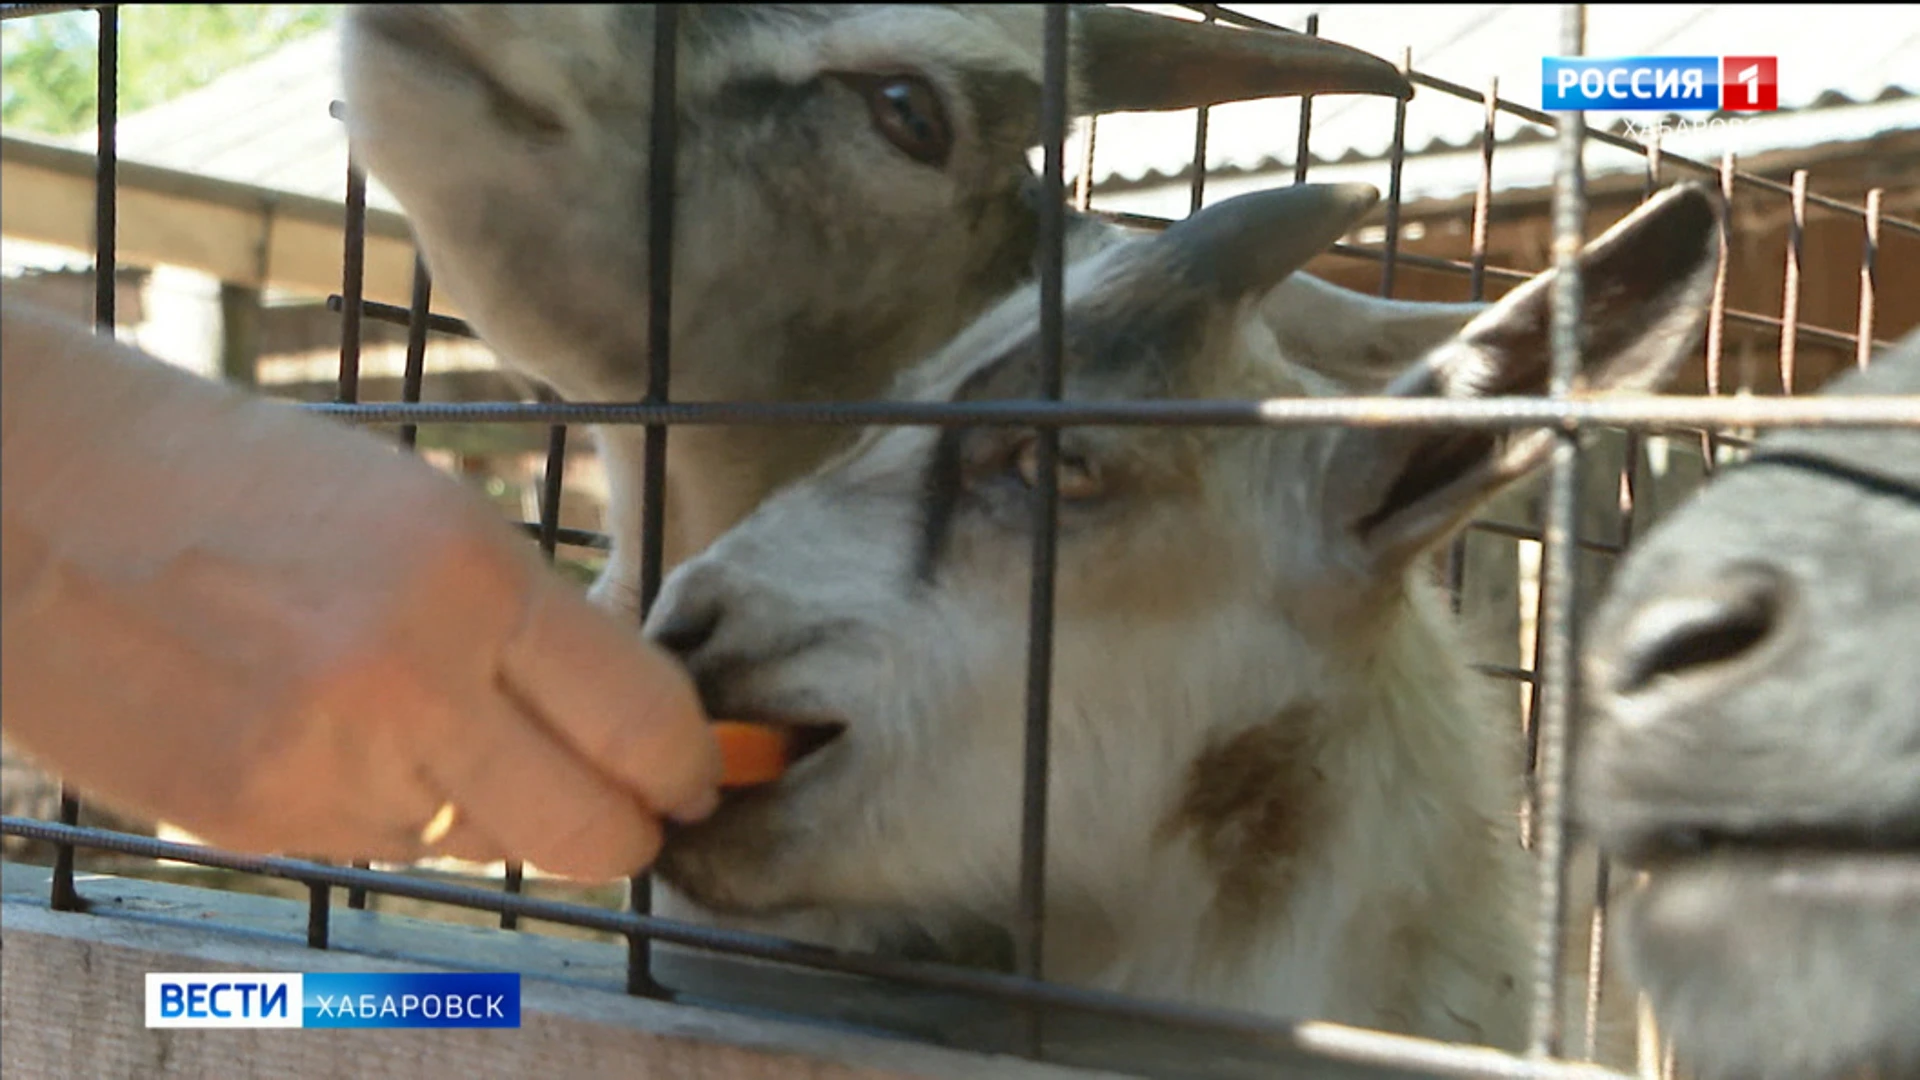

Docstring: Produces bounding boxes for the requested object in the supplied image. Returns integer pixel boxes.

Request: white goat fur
[643,184,1720,1052]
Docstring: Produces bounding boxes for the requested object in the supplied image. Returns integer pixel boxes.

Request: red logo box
[1721,56,1778,111]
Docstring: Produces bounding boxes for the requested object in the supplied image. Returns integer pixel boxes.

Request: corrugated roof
[1085,91,1920,222]
[65,5,1920,218]
[1087,4,1920,187]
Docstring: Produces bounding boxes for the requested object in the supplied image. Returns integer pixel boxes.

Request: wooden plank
[1,136,454,317]
[1,895,1117,1080]
[0,865,1451,1080]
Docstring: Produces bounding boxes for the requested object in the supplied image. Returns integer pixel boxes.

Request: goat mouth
[720,712,848,774]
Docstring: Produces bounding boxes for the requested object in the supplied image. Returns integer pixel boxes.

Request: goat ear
[1072,6,1412,113]
[1259,275,1485,393]
[1321,183,1721,575]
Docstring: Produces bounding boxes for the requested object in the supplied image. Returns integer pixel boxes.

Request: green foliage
[1,5,339,137]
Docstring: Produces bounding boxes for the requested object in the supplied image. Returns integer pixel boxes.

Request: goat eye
[488,90,566,141]
[846,73,952,167]
[1013,438,1103,502]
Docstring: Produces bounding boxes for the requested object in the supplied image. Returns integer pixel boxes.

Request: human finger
[497,579,721,825]
[425,688,669,880]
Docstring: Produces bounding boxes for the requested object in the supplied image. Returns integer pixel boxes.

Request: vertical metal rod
[1635,991,1664,1080]
[335,855,372,906]
[1627,133,1664,1070]
[511,386,572,931]
[329,89,372,931]
[1597,138,1665,1065]
[1857,188,1881,369]
[626,2,679,999]
[52,2,119,916]
[1467,77,1498,305]
[345,862,372,910]
[533,398,573,563]
[1292,13,1319,184]
[1528,4,1586,1060]
[1446,75,1499,615]
[1378,46,1411,298]
[1520,621,1542,848]
[1014,3,1070,1059]
[397,254,433,449]
[1643,130,1662,203]
[1778,170,1806,395]
[1517,59,1569,845]
[1074,115,1098,212]
[1442,543,1468,619]
[501,858,527,929]
[306,881,331,949]
[1701,150,1735,475]
[1581,431,1641,1061]
[338,152,369,405]
[1187,9,1213,215]
[91,5,116,335]
[345,251,436,913]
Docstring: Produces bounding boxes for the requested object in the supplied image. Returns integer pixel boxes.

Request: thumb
[498,577,722,824]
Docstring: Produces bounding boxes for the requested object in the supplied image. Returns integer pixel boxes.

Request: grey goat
[340,4,1429,614]
[1579,327,1920,1080]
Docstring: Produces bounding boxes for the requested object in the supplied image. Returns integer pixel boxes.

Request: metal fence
[3,4,1916,1079]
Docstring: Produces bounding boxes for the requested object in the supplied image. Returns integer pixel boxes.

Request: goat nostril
[650,603,722,660]
[1614,564,1786,695]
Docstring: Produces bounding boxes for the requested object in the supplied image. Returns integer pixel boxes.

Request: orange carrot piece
[711,720,791,788]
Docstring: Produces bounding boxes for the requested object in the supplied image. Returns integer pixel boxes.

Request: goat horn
[1161,182,1381,300]
[1072,6,1412,114]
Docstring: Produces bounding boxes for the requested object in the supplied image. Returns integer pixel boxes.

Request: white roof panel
[64,24,402,214]
[61,7,1920,213]
[1089,4,1920,186]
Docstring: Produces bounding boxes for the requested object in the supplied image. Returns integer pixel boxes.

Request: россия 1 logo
[1542,56,1777,112]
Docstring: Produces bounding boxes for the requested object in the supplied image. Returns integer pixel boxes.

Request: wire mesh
[4,4,1918,1079]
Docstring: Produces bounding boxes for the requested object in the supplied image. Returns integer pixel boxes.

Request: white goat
[640,181,1721,1051]
[1578,328,1920,1080]
[339,3,1428,614]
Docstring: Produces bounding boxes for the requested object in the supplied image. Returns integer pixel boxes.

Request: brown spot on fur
[1161,704,1327,924]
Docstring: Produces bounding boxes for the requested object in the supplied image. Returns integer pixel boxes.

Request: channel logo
[1542,56,1777,112]
[145,972,521,1029]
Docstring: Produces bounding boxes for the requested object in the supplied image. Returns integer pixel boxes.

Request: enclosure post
[626,2,681,1000]
[1528,3,1587,1061]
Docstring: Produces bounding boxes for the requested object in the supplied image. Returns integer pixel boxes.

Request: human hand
[1,301,720,879]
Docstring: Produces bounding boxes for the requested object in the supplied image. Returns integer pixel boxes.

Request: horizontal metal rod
[1473,663,1538,684]
[302,396,1920,431]
[516,518,1629,566]
[513,522,610,550]
[326,294,477,339]
[0,816,1634,1080]
[512,519,1624,563]
[334,278,1897,365]
[1467,519,1624,556]
[1093,218,1898,356]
